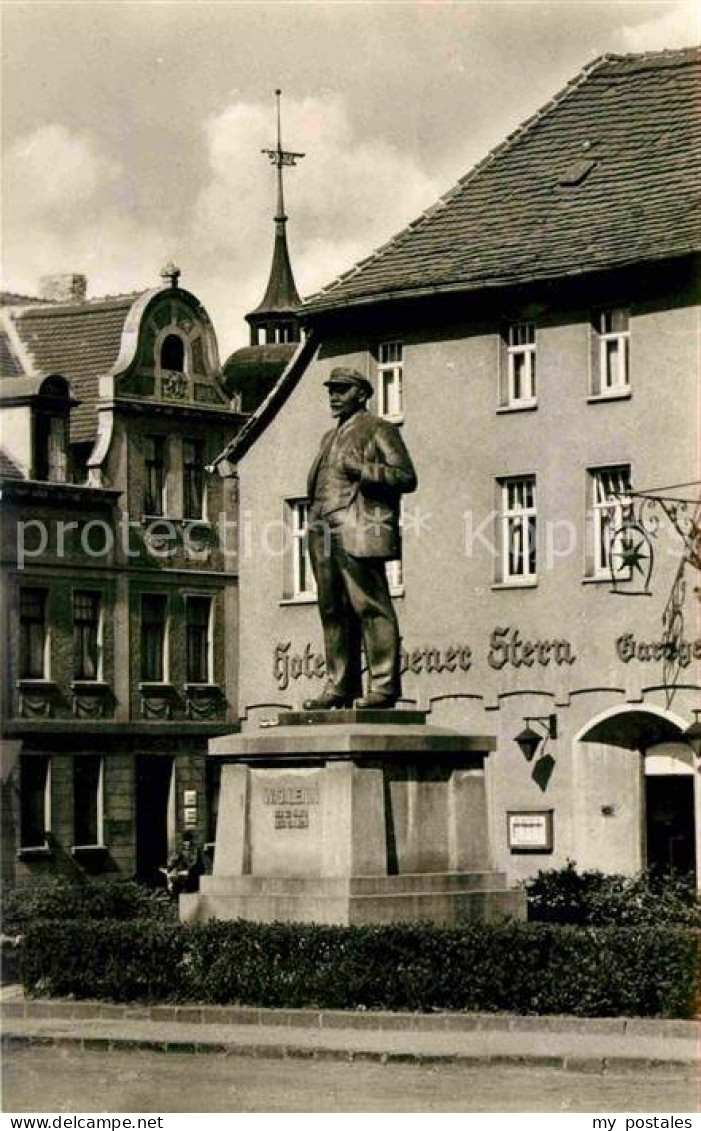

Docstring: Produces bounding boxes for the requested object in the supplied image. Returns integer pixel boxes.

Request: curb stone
[1,995,697,1039]
[2,1032,698,1073]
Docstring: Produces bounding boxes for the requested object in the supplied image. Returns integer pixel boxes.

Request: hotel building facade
[218,48,701,887]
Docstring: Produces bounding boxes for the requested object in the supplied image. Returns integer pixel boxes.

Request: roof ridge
[306,45,700,308]
[9,292,143,318]
[596,44,700,64]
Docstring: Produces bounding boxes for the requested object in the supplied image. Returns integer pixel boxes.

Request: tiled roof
[0,295,141,442]
[0,292,49,306]
[305,48,701,315]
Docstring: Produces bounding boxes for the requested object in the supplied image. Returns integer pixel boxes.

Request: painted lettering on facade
[487,626,576,670]
[273,631,579,689]
[401,645,472,675]
[274,643,325,691]
[616,633,701,666]
[273,641,472,689]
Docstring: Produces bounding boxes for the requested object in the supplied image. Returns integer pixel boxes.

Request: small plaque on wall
[507,810,554,853]
[184,807,198,829]
[184,790,197,807]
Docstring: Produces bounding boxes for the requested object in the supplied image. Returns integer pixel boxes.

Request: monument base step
[200,870,508,897]
[181,871,525,926]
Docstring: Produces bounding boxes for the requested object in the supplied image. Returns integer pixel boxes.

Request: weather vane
[261,89,305,221]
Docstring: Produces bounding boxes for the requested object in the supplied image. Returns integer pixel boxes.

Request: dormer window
[160,333,185,372]
[32,375,71,483]
[34,415,68,482]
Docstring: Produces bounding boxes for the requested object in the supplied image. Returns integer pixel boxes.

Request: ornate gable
[116,288,229,409]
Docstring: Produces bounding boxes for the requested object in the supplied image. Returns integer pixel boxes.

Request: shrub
[21,920,186,1002]
[19,917,700,1017]
[2,877,175,935]
[523,863,701,928]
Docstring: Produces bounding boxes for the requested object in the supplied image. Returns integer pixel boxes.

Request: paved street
[3,1046,699,1113]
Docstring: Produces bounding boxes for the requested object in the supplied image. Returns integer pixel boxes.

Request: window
[283,500,316,600]
[183,440,205,520]
[141,594,167,682]
[186,596,212,683]
[160,333,185,372]
[19,588,47,678]
[503,323,536,407]
[73,591,101,680]
[377,341,404,421]
[144,436,166,515]
[588,465,632,577]
[33,415,68,482]
[74,755,103,846]
[592,310,630,396]
[20,755,50,848]
[499,477,537,582]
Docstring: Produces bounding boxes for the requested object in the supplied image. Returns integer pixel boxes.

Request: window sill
[17,844,52,860]
[139,681,177,694]
[389,586,405,599]
[185,682,220,695]
[16,679,55,691]
[496,402,538,415]
[280,595,318,606]
[71,680,110,692]
[587,390,631,404]
[71,844,108,856]
[491,580,538,590]
[582,574,615,585]
[379,414,404,426]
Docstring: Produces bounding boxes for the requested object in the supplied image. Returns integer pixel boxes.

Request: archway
[575,705,698,886]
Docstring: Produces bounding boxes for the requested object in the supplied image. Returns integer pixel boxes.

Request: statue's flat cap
[324,367,373,394]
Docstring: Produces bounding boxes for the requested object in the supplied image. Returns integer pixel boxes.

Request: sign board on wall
[507,810,554,853]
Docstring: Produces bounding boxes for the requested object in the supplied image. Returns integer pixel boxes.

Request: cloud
[615,1,699,52]
[5,125,120,219]
[2,123,176,300]
[192,95,446,351]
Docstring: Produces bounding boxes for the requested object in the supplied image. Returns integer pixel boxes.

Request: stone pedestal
[181,710,525,925]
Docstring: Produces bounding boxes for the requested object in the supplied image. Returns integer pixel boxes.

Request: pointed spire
[247,91,304,331]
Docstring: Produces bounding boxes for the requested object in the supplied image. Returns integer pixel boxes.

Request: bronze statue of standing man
[303,367,418,711]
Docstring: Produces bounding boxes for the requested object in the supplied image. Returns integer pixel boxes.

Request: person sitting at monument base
[302,366,418,711]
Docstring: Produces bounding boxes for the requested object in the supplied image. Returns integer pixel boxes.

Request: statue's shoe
[353,692,398,710]
[302,692,350,710]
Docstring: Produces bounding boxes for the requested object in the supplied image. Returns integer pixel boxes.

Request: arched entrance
[575,706,698,886]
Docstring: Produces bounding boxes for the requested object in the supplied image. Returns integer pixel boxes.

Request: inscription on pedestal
[251,769,324,874]
[264,785,320,831]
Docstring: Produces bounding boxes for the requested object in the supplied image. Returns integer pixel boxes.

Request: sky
[2,0,698,357]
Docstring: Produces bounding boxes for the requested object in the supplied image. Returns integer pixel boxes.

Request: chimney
[38,274,88,303]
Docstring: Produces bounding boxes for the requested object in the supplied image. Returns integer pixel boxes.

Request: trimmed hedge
[2,878,174,935]
[20,918,700,1017]
[523,864,701,927]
